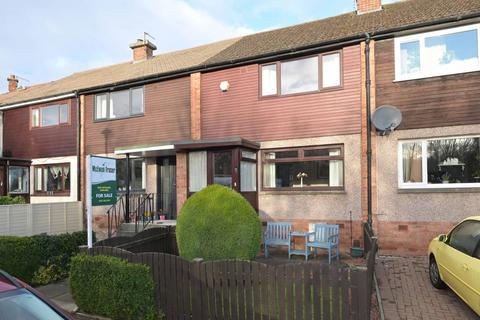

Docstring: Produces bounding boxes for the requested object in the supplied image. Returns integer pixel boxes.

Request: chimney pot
[356,0,382,14]
[129,39,157,62]
[7,75,18,92]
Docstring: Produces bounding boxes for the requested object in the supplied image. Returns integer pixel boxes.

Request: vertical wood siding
[84,77,191,154]
[376,38,480,130]
[3,98,77,158]
[200,45,362,141]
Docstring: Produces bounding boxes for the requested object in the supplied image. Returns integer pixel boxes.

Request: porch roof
[114,137,260,157]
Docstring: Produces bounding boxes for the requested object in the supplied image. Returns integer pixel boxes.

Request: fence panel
[0,201,83,236]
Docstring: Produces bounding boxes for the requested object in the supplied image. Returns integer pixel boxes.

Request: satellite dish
[371,105,402,136]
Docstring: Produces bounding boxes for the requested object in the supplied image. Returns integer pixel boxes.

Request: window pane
[131,159,144,190]
[110,90,130,118]
[304,148,341,157]
[263,160,343,188]
[41,105,59,126]
[63,165,70,191]
[449,221,480,256]
[281,57,318,95]
[400,41,420,75]
[189,151,207,192]
[241,161,256,192]
[427,137,480,184]
[261,64,277,96]
[45,165,63,192]
[116,159,127,191]
[425,29,479,73]
[95,94,108,119]
[265,150,298,159]
[213,151,232,188]
[131,88,144,114]
[241,150,257,160]
[31,109,39,127]
[322,53,340,87]
[34,167,42,191]
[402,142,423,183]
[9,167,28,193]
[59,105,68,123]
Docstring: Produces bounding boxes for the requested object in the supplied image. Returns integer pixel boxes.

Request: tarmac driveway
[376,256,478,320]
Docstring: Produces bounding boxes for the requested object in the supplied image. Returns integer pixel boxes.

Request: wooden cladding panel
[84,77,191,154]
[200,45,362,141]
[3,98,77,158]
[376,39,480,130]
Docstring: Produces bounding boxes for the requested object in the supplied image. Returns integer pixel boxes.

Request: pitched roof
[2,0,480,106]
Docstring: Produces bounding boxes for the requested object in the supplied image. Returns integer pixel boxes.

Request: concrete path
[36,279,78,314]
[376,256,478,320]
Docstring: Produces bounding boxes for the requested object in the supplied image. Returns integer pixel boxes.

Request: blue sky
[0,0,398,93]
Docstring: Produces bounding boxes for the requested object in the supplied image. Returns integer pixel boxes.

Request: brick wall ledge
[259,190,347,195]
[397,188,480,194]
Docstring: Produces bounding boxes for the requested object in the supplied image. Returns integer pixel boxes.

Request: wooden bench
[306,224,340,264]
[264,222,292,258]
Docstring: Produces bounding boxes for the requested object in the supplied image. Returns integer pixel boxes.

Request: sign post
[87,155,117,248]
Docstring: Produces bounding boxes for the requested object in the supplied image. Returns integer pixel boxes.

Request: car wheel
[429,257,446,289]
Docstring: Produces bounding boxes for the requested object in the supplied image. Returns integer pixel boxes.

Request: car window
[448,220,480,256]
[0,288,65,320]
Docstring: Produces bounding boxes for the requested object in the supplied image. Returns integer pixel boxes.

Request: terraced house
[0,0,479,254]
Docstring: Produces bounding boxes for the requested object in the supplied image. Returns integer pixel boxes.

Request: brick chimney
[129,39,157,62]
[7,75,18,92]
[356,0,382,14]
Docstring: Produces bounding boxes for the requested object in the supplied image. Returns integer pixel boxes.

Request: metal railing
[106,193,126,238]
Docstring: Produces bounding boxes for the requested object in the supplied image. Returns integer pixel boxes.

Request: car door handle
[462,263,469,271]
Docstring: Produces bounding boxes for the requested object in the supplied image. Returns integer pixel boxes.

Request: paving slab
[376,256,478,320]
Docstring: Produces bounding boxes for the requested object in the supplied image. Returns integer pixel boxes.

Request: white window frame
[94,86,144,120]
[398,135,480,189]
[394,24,480,81]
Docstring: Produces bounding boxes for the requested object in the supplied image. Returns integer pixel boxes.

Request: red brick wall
[356,0,381,14]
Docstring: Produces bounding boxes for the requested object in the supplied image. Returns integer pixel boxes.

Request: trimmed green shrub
[70,254,158,320]
[176,184,262,261]
[0,196,26,205]
[0,231,90,284]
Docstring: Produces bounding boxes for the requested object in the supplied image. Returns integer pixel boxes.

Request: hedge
[0,231,91,284]
[176,184,262,261]
[0,196,26,205]
[70,254,158,320]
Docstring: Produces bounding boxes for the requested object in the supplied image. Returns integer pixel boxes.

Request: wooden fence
[84,246,372,320]
[0,201,83,236]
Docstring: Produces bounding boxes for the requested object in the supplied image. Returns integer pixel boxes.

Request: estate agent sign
[90,156,117,206]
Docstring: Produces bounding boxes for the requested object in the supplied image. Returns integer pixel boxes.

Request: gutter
[75,91,81,202]
[0,93,76,110]
[1,12,480,106]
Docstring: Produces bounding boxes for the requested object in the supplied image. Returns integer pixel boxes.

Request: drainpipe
[75,91,81,202]
[365,33,373,227]
[125,153,130,223]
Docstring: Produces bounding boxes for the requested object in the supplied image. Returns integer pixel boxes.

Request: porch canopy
[114,137,260,157]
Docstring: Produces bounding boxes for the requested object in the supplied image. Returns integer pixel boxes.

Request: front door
[157,156,177,220]
[0,166,5,196]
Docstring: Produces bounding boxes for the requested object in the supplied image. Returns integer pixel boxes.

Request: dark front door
[157,156,177,219]
[0,166,5,196]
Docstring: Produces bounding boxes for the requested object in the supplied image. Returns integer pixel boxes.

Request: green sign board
[90,156,117,206]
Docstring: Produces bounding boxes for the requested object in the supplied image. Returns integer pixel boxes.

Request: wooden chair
[264,222,292,258]
[306,224,340,264]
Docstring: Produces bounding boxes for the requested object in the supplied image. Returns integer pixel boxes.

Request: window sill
[259,85,343,100]
[394,68,480,83]
[398,187,480,194]
[260,189,346,195]
[94,113,144,123]
[32,193,71,197]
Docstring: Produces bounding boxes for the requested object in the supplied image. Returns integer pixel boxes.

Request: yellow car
[428,216,480,316]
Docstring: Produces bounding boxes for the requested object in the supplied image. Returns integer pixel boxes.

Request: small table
[288,231,315,261]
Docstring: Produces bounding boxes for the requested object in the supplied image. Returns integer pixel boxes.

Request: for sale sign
[90,156,117,206]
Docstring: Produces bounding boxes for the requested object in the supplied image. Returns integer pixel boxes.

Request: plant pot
[159,215,166,221]
[350,246,364,258]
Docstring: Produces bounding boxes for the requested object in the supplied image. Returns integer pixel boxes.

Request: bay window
[8,166,29,194]
[260,51,342,97]
[395,24,480,81]
[33,164,70,195]
[95,87,144,120]
[262,145,344,190]
[399,136,480,188]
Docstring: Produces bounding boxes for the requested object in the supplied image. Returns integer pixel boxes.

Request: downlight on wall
[219,81,230,92]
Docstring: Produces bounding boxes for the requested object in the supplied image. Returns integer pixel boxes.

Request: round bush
[176,184,262,261]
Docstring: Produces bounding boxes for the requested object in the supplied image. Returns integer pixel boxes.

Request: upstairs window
[31,104,69,128]
[95,87,144,120]
[260,51,342,97]
[399,136,480,188]
[395,24,480,81]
